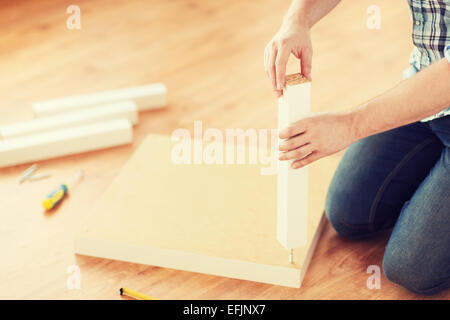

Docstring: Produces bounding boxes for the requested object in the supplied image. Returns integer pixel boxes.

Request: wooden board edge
[74,235,302,288]
[298,212,327,287]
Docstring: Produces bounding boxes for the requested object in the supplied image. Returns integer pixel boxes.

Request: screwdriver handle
[42,184,68,211]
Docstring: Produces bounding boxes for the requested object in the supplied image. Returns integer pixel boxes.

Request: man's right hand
[264,18,313,97]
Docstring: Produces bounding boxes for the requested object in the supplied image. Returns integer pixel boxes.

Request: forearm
[283,0,341,28]
[351,58,450,140]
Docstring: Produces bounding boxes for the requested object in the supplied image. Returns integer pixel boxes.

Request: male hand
[278,112,358,169]
[264,20,313,97]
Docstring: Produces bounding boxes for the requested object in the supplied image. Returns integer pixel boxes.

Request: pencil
[120,287,157,300]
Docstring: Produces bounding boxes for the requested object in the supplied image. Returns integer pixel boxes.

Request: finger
[292,46,301,59]
[264,46,270,77]
[279,143,314,161]
[291,151,323,169]
[275,46,290,91]
[279,132,309,151]
[300,47,313,81]
[273,65,283,97]
[279,122,307,139]
[267,44,279,94]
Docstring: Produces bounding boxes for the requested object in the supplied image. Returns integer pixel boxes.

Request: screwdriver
[42,170,84,211]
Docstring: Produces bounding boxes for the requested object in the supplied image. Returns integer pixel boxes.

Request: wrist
[282,11,311,29]
[346,107,370,142]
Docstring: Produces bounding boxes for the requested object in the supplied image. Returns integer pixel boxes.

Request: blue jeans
[325,115,450,295]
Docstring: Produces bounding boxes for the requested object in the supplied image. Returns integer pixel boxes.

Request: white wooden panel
[32,83,167,117]
[0,119,132,168]
[277,74,311,250]
[1,101,137,140]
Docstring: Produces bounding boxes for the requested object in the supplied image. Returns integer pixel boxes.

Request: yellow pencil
[120,287,157,300]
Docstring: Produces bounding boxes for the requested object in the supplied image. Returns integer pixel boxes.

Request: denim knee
[382,246,448,295]
[325,191,370,240]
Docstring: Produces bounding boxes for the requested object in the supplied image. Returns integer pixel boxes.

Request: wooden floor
[0,0,448,299]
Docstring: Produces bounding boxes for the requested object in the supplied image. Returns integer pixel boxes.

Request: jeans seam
[339,220,370,230]
[367,137,438,232]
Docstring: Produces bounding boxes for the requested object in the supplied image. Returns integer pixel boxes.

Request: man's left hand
[278,112,358,169]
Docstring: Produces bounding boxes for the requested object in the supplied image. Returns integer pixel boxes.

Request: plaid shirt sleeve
[407,0,450,122]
